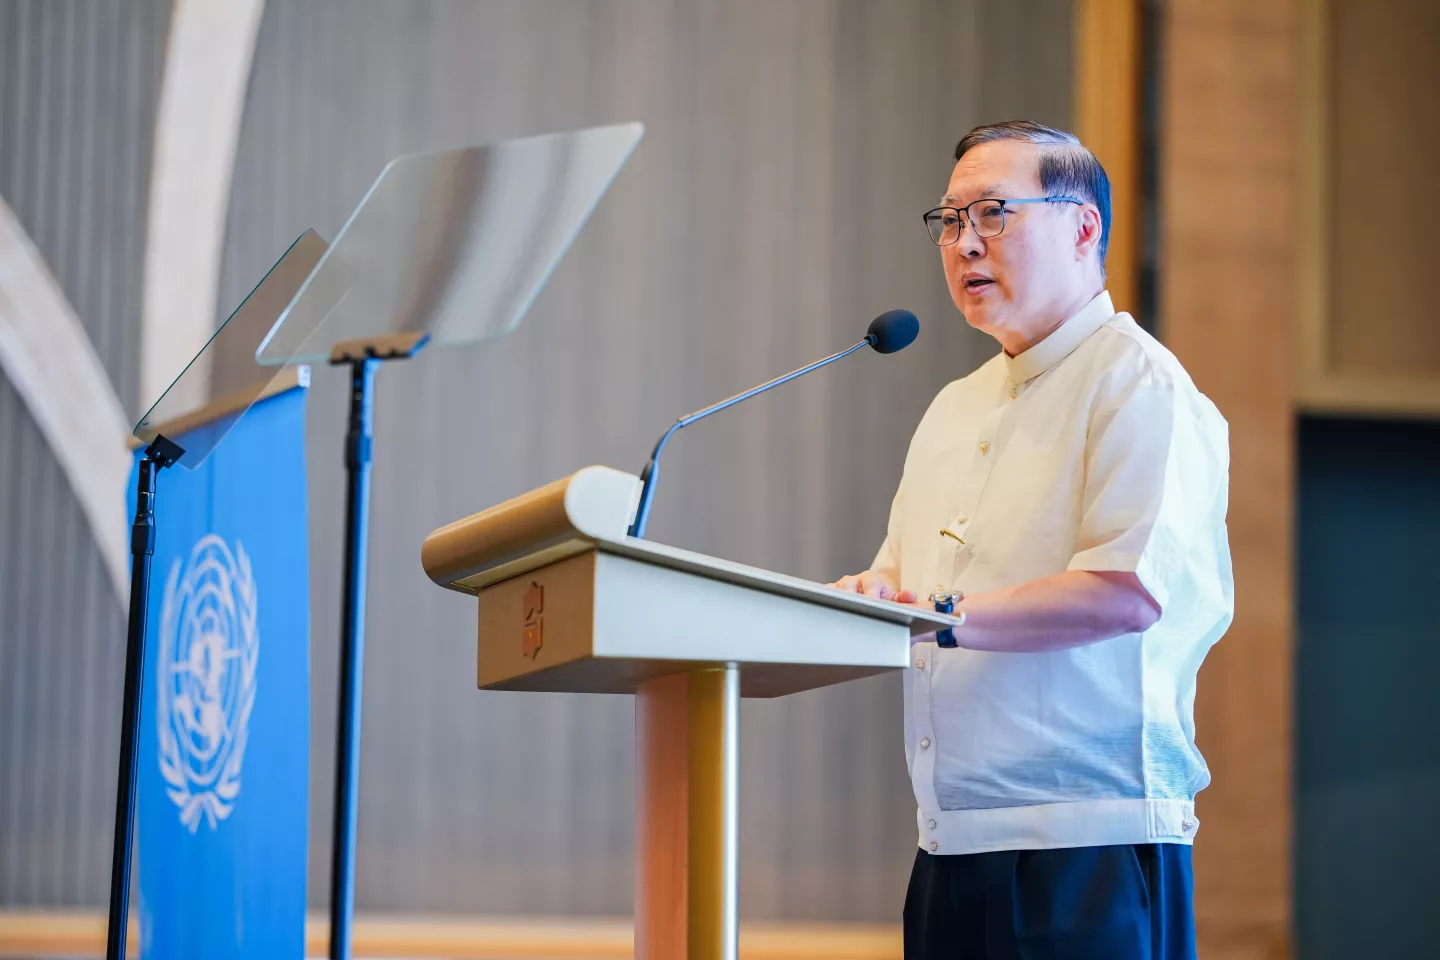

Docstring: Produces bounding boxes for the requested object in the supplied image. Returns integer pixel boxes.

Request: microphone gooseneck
[627,309,919,539]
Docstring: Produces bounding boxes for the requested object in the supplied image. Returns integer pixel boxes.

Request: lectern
[422,466,959,960]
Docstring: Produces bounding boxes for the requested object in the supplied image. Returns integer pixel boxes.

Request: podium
[422,466,959,960]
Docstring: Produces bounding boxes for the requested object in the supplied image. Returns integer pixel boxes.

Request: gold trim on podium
[422,472,587,591]
[635,666,740,960]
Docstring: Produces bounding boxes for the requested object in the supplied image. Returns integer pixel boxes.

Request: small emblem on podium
[521,581,544,659]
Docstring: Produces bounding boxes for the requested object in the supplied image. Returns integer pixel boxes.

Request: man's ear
[1075,205,1103,261]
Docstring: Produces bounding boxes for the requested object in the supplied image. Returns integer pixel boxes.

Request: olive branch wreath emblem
[156,535,259,832]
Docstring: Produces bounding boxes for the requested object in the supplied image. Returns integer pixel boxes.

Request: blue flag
[128,383,310,959]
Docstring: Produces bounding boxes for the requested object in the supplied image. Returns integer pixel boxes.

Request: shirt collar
[1002,290,1116,384]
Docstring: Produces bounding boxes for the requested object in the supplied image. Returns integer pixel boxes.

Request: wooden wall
[1162,2,1295,957]
[1296,0,1440,416]
[1074,0,1141,315]
[1325,0,1440,382]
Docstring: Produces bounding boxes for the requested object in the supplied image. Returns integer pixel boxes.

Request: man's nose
[958,221,985,258]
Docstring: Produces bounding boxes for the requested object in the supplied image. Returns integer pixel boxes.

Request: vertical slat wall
[0,0,171,907]
[0,0,1073,919]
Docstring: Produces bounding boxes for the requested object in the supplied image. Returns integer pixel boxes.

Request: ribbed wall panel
[0,0,170,907]
[0,0,1071,916]
[221,0,1071,920]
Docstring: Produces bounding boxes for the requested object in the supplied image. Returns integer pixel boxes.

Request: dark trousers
[903,843,1195,960]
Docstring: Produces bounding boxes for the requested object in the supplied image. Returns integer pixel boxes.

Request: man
[834,121,1233,959]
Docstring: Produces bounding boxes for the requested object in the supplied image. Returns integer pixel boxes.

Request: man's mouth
[964,278,994,290]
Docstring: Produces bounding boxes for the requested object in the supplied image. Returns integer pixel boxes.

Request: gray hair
[953,120,1111,267]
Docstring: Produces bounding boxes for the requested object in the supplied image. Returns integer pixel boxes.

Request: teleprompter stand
[104,231,330,960]
[324,334,427,960]
[249,125,645,959]
[105,436,182,960]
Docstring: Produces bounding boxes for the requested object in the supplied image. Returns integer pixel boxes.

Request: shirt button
[919,737,931,749]
[927,819,938,830]
[914,657,925,669]
[978,440,989,455]
[929,841,939,852]
[955,514,968,524]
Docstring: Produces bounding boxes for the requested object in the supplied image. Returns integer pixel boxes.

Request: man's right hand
[830,570,917,603]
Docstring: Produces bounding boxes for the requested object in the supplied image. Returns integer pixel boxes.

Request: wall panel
[221,0,1071,920]
[1295,0,1440,416]
[0,0,170,907]
[0,0,1074,917]
[1162,2,1295,956]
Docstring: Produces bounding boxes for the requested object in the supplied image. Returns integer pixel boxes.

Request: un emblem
[156,534,259,832]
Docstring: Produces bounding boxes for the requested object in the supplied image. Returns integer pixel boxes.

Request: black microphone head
[866,309,919,354]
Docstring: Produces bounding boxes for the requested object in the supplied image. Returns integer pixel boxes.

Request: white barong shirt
[873,291,1234,855]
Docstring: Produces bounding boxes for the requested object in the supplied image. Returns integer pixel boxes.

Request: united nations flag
[127,382,310,959]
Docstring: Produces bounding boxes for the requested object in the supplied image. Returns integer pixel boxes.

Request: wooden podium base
[635,665,740,960]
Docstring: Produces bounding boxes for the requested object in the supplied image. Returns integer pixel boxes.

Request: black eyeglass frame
[922,196,1084,246]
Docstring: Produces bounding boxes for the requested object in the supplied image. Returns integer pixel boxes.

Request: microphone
[627,309,919,539]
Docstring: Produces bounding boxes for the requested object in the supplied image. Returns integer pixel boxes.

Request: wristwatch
[928,585,965,648]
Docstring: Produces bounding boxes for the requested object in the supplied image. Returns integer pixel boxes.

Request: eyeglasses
[922,196,1083,246]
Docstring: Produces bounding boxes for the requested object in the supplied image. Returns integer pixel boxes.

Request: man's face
[939,140,1088,350]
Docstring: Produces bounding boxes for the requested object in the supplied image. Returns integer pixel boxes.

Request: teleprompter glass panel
[133,230,330,469]
[256,122,644,365]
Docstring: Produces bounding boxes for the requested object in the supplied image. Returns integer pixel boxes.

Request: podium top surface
[422,466,962,637]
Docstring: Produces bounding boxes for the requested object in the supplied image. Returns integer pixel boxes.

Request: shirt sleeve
[870,484,904,586]
[1065,365,1230,614]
